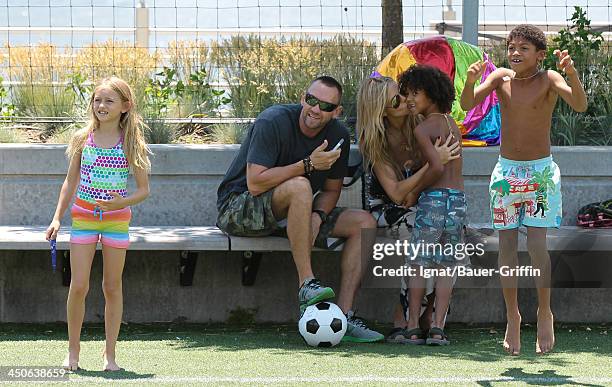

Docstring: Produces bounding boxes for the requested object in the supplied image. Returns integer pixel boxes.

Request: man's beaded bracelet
[303,156,315,176]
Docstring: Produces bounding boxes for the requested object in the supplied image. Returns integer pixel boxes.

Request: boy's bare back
[416,114,464,191]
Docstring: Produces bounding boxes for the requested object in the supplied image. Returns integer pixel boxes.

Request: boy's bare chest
[498,77,556,116]
[498,80,551,111]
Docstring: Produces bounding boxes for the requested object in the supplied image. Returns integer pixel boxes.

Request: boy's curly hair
[507,24,546,51]
[398,64,455,114]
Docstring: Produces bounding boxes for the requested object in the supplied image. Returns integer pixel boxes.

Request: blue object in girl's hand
[50,239,57,272]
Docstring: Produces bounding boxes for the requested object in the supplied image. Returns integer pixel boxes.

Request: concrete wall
[1,250,610,323]
[1,145,611,226]
[1,145,611,323]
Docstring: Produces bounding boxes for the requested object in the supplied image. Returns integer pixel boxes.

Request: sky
[0,0,610,47]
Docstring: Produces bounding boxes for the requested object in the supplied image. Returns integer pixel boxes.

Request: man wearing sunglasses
[217,76,384,343]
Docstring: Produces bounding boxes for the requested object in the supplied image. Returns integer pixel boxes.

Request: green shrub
[211,35,378,121]
[145,119,176,144]
[545,7,610,145]
[206,122,249,144]
[12,84,76,137]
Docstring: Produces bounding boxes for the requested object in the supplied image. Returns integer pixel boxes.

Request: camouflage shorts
[408,188,468,268]
[216,190,346,249]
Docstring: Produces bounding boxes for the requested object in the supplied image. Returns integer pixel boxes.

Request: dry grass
[0,124,26,142]
[73,40,160,111]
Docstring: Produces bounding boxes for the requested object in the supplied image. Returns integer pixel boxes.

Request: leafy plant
[544,6,604,73]
[0,76,15,117]
[142,67,183,144]
[174,67,231,118]
[144,66,181,119]
[66,72,93,105]
[543,7,610,145]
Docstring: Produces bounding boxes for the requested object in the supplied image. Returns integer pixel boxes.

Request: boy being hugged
[460,24,587,355]
[401,64,466,346]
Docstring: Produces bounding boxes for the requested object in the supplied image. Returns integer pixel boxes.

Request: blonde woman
[357,74,460,343]
[46,76,151,371]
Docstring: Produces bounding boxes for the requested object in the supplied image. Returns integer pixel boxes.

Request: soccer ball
[298,302,347,347]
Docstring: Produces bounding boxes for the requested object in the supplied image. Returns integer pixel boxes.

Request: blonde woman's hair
[357,76,420,178]
[67,76,151,172]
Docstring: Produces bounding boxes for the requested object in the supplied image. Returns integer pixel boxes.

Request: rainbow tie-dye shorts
[70,197,131,249]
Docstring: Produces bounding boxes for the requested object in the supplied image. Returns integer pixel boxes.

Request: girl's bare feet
[61,351,80,371]
[102,350,123,372]
[536,309,555,354]
[503,313,521,356]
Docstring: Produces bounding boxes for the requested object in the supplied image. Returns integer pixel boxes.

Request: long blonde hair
[67,76,151,172]
[357,76,420,178]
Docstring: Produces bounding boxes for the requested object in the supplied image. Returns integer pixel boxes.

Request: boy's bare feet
[503,314,521,356]
[61,351,79,371]
[536,310,555,354]
[102,350,123,372]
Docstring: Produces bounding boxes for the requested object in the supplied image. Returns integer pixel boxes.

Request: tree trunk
[382,0,403,57]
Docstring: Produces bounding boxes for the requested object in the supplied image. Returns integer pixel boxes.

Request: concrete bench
[2,225,610,288]
[0,225,345,287]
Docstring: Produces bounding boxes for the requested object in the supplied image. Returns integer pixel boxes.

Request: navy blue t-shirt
[217,104,350,209]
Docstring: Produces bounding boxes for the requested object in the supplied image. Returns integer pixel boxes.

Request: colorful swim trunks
[70,197,131,248]
[408,188,468,268]
[489,155,562,230]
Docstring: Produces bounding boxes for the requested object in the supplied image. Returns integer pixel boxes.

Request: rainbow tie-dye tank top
[76,131,129,204]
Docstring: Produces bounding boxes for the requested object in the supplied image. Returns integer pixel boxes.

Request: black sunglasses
[387,94,402,109]
[304,93,339,112]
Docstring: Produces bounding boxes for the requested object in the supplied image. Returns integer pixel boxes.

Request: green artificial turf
[0,323,610,386]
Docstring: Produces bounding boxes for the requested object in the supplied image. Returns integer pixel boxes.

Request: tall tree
[382,0,403,57]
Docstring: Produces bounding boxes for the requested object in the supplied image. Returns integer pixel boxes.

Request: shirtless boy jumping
[460,24,587,355]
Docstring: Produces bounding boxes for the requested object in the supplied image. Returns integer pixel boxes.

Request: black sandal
[404,327,426,345]
[426,327,450,346]
[386,327,407,343]
[386,327,426,345]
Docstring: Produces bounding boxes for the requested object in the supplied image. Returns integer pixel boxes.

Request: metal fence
[0,1,610,143]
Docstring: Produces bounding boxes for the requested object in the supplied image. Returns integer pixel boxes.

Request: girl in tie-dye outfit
[46,76,151,372]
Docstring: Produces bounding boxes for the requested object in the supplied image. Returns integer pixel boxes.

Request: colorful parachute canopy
[376,36,500,146]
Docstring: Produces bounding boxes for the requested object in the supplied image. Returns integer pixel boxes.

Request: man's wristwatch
[312,209,327,223]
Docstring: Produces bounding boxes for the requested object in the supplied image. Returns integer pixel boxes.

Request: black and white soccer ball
[298,302,347,347]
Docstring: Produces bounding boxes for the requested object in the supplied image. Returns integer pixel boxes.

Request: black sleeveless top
[364,164,416,228]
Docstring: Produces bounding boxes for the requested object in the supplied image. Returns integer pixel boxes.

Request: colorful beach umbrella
[376,36,501,146]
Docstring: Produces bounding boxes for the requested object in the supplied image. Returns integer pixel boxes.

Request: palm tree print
[491,179,512,196]
[530,166,555,194]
